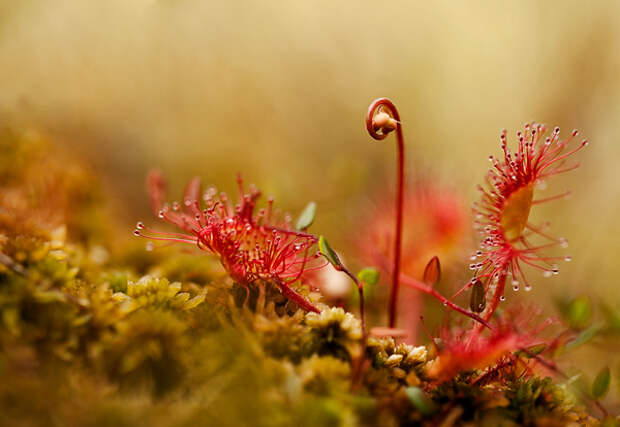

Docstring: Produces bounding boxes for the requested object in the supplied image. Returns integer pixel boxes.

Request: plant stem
[339,266,366,336]
[366,98,405,328]
[400,274,492,330]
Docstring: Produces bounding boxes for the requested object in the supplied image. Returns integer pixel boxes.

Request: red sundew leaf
[423,256,441,287]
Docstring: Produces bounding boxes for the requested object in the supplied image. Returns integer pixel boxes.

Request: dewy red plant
[134,171,326,313]
[427,305,552,383]
[459,123,588,330]
[366,98,405,328]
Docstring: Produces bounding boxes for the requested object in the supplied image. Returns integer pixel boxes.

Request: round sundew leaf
[500,183,534,242]
[423,256,441,287]
[404,387,436,415]
[295,201,316,230]
[357,267,379,286]
[591,366,611,399]
[318,236,342,269]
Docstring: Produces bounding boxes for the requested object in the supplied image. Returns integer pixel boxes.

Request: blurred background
[0,0,619,398]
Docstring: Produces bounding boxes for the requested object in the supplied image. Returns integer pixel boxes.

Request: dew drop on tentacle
[524,283,532,292]
[136,221,145,230]
[500,295,506,301]
[564,255,572,262]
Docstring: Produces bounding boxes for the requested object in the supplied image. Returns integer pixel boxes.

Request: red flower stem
[400,274,492,330]
[366,98,405,328]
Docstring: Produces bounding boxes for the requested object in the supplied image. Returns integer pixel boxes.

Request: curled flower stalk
[459,124,588,332]
[366,99,490,330]
[134,171,327,313]
[366,98,405,328]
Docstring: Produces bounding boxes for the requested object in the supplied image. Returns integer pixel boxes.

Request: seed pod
[470,280,486,313]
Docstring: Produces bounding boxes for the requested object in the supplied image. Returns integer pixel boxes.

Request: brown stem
[470,273,507,341]
[339,266,366,337]
[400,274,492,330]
[366,98,405,328]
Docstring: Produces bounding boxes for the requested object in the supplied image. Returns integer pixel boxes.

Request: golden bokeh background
[1,0,619,395]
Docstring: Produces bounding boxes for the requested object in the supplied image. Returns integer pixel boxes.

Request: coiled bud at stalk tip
[365,97,405,328]
[372,111,398,136]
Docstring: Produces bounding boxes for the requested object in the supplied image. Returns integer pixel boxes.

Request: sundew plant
[0,97,618,426]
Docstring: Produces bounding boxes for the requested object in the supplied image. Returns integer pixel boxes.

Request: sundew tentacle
[467,124,587,329]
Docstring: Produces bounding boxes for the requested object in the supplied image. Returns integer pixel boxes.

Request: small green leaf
[357,267,379,285]
[566,296,592,329]
[565,324,601,350]
[515,343,547,358]
[600,302,620,331]
[423,256,440,287]
[592,366,611,399]
[469,280,486,313]
[405,387,436,415]
[318,236,342,268]
[295,201,316,230]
